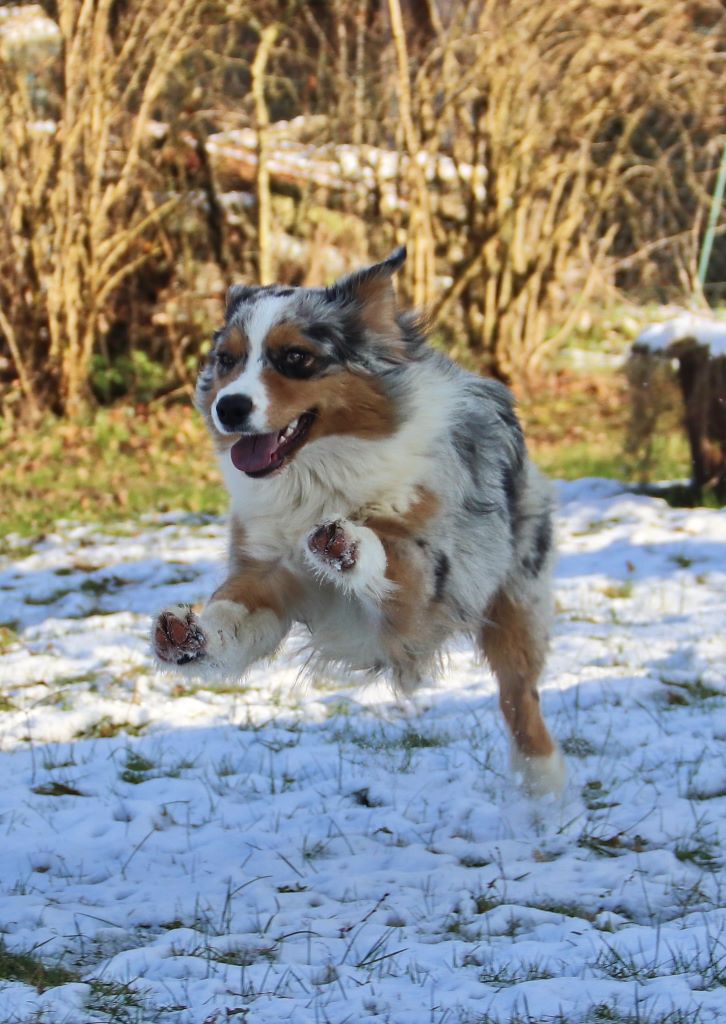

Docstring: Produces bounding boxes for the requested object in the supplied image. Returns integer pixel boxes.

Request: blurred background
[0,0,724,540]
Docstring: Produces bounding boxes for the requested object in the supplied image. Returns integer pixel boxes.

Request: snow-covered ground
[0,480,725,1024]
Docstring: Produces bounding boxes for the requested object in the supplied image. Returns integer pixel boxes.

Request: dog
[152,247,564,795]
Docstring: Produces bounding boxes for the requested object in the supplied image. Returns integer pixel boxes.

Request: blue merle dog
[152,248,564,794]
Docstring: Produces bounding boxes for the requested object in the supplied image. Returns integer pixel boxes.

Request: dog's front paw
[304,518,392,607]
[153,605,207,666]
[307,520,357,572]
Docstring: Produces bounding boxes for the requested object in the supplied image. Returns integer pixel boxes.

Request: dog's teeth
[283,418,299,439]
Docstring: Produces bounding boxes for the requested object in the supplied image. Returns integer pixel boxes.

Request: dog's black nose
[216,394,253,431]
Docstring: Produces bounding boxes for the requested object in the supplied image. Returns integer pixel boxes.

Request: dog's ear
[326,247,407,336]
[225,283,259,319]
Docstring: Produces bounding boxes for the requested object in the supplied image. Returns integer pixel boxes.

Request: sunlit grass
[0,403,225,545]
[0,365,698,544]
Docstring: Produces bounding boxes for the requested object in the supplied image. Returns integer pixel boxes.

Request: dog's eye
[216,351,236,373]
[279,348,315,377]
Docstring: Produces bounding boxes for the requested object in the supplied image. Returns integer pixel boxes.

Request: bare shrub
[0,0,206,414]
[0,0,723,413]
[379,0,725,380]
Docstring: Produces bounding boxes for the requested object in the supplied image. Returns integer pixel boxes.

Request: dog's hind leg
[479,587,565,796]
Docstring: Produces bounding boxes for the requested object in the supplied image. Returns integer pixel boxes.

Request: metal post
[697,140,726,291]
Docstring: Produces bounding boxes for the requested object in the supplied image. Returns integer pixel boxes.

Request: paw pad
[153,608,207,665]
[308,521,357,571]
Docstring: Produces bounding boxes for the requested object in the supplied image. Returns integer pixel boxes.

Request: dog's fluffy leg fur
[202,600,288,675]
[152,600,288,677]
[510,744,567,799]
[304,518,394,608]
[480,588,565,796]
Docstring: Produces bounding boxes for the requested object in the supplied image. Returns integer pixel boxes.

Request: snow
[0,5,58,47]
[0,481,725,1023]
[635,312,726,358]
[206,129,487,210]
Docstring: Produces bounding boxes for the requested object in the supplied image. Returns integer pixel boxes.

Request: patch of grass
[119,750,156,784]
[586,1006,706,1024]
[582,779,619,811]
[206,944,277,967]
[164,757,197,778]
[594,944,668,982]
[400,728,449,749]
[214,755,240,778]
[42,752,77,770]
[459,854,491,868]
[119,751,197,785]
[155,566,199,585]
[562,735,598,758]
[473,894,500,915]
[85,979,149,1023]
[645,482,726,510]
[351,787,385,808]
[530,900,596,922]
[171,681,250,698]
[301,837,329,862]
[75,718,146,740]
[0,405,225,540]
[518,368,690,483]
[54,670,103,689]
[32,781,86,797]
[79,574,129,595]
[478,956,554,988]
[601,581,633,600]
[578,829,647,857]
[0,624,19,652]
[24,587,73,606]
[674,840,721,870]
[688,784,726,802]
[0,940,78,991]
[336,724,449,754]
[324,698,355,718]
[0,538,36,558]
[660,677,723,705]
[1,360,719,546]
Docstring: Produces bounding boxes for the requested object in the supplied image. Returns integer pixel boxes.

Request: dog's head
[197,248,419,477]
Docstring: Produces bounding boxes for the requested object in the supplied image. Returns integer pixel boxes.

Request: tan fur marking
[362,489,447,671]
[355,276,402,347]
[378,540,452,690]
[211,567,302,619]
[261,368,397,441]
[480,591,555,758]
[213,517,303,617]
[379,540,426,637]
[221,324,249,360]
[364,487,439,539]
[264,322,318,357]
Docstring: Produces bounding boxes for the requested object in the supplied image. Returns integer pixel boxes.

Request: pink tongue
[230,432,281,473]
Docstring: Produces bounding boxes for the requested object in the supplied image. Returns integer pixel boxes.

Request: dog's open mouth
[229,411,315,477]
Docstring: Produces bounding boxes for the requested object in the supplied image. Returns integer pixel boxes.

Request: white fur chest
[220,436,424,563]
[218,364,452,564]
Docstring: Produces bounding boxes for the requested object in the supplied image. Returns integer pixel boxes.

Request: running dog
[152,248,564,795]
